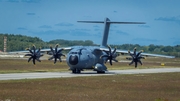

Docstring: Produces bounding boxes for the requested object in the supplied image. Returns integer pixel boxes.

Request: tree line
[0,34,97,51]
[110,44,180,57]
[0,33,180,57]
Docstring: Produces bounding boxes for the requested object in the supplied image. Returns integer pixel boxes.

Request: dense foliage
[48,39,97,47]
[0,34,97,51]
[110,44,180,57]
[0,33,180,57]
[0,34,45,51]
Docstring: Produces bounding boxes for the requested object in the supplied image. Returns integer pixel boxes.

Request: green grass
[0,59,68,73]
[0,58,180,101]
[0,73,180,101]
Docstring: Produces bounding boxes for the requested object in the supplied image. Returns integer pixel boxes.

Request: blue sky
[0,0,180,46]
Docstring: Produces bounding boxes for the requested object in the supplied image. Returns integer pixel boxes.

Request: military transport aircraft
[12,18,175,73]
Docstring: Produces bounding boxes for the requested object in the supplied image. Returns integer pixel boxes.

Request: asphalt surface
[0,68,180,80]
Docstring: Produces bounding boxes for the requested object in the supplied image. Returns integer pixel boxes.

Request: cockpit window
[70,52,79,54]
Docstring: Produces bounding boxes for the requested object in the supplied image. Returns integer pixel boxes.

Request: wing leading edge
[99,47,175,58]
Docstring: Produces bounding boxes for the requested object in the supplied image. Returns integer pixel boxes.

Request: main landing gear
[71,69,105,74]
[72,69,81,74]
[97,71,105,74]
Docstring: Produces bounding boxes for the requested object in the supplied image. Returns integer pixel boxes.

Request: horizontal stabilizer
[107,21,146,24]
[78,21,145,24]
[77,21,104,23]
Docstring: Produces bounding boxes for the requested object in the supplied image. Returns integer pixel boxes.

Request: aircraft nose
[69,55,78,65]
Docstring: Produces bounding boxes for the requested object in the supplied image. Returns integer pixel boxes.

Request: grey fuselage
[66,46,107,72]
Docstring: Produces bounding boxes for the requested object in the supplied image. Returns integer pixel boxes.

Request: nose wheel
[97,71,105,74]
[72,69,81,74]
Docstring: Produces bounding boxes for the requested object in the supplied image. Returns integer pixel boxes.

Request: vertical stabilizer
[77,17,111,47]
[101,18,110,47]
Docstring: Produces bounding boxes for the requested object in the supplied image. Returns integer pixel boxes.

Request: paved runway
[0,68,180,80]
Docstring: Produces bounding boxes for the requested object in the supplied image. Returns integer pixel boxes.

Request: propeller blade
[28,57,32,62]
[48,44,64,64]
[126,57,132,60]
[54,58,57,64]
[26,48,33,54]
[109,60,112,65]
[137,50,143,57]
[25,54,32,57]
[138,60,142,65]
[25,45,42,65]
[135,62,138,68]
[133,47,136,55]
[37,48,41,54]
[48,56,54,60]
[128,50,134,57]
[32,45,36,53]
[112,58,118,62]
[129,61,134,65]
[33,58,36,65]
[112,47,116,55]
[100,55,109,58]
[107,45,112,54]
[50,46,54,55]
[57,57,62,62]
[128,47,144,68]
[36,58,41,62]
[101,45,118,65]
[57,49,63,54]
[55,44,58,53]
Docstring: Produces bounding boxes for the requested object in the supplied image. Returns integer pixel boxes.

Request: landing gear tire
[72,70,76,73]
[76,69,81,73]
[72,69,81,74]
[97,71,105,74]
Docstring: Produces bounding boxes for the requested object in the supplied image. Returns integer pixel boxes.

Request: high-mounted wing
[9,45,73,64]
[100,47,175,58]
[99,46,175,67]
[9,46,72,54]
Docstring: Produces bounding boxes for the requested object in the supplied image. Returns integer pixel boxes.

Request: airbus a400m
[13,18,175,73]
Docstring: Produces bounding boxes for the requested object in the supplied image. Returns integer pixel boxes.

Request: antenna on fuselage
[77,17,145,47]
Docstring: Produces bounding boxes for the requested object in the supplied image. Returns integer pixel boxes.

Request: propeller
[126,47,145,68]
[100,45,118,65]
[25,45,43,65]
[48,44,65,64]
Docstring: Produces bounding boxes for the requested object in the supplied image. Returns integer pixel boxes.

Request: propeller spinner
[101,45,118,65]
[126,47,145,68]
[25,45,43,65]
[48,44,65,64]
